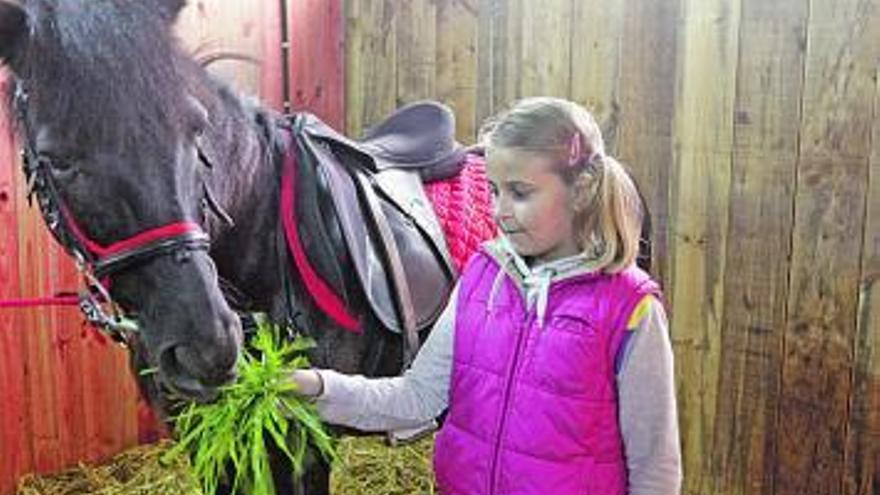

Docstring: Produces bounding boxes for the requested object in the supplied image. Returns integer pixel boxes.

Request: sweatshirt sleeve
[617,296,683,495]
[312,288,456,432]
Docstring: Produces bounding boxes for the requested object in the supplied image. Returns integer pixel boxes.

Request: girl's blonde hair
[480,97,644,273]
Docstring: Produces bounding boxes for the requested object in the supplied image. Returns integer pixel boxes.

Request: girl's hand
[290,369,324,398]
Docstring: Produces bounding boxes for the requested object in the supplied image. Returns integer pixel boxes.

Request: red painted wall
[0,2,343,493]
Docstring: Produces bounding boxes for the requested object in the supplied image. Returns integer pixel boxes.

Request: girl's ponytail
[572,154,643,273]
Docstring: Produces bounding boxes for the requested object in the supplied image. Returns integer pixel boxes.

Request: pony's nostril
[172,345,237,387]
[219,312,244,362]
[158,351,219,403]
[152,304,242,397]
[193,313,243,373]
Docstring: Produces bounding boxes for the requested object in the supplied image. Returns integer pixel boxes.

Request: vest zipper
[489,309,534,494]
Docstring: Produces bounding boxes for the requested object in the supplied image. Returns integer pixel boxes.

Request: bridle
[13,84,215,345]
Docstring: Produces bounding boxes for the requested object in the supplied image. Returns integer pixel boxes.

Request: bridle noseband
[13,84,212,345]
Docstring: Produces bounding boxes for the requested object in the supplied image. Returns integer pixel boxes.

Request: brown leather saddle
[286,101,464,365]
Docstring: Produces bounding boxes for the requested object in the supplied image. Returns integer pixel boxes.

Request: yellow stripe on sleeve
[626,295,654,330]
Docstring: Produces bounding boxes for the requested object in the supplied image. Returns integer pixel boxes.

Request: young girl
[291,97,682,495]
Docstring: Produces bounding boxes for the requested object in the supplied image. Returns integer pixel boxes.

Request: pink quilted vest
[433,250,660,495]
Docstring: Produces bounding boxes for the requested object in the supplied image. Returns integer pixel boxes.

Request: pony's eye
[39,154,77,176]
[191,122,206,140]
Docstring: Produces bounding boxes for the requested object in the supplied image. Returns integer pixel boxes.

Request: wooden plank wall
[780,2,879,494]
[341,1,880,494]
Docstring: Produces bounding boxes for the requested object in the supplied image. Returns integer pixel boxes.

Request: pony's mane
[9,0,194,149]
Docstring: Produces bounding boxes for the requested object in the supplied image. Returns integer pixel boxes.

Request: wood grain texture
[475,0,573,126]
[177,0,284,105]
[287,0,345,127]
[0,72,29,495]
[847,52,880,495]
[669,1,739,493]
[476,0,522,118]
[46,244,86,468]
[436,0,478,142]
[570,0,624,151]
[778,0,880,493]
[396,0,437,106]
[519,0,571,98]
[344,0,398,135]
[616,0,679,283]
[715,1,809,494]
[474,0,494,128]
[16,172,60,475]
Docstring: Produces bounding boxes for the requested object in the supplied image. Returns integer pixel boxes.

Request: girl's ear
[0,1,27,66]
[156,0,186,22]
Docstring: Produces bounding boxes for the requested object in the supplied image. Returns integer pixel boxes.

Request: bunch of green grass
[162,320,336,495]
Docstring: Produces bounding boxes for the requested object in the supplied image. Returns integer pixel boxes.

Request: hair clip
[587,151,604,168]
[568,133,583,167]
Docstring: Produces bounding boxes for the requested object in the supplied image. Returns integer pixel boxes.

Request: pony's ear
[157,0,186,22]
[0,1,27,65]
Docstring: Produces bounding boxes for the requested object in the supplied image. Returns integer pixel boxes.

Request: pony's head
[0,0,242,402]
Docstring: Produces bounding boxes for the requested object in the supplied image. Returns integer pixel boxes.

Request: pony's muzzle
[158,314,241,401]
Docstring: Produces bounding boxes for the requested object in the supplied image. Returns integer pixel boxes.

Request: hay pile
[16,435,436,495]
[330,435,435,495]
[15,440,202,495]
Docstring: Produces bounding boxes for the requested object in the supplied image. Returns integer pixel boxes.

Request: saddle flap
[300,134,455,334]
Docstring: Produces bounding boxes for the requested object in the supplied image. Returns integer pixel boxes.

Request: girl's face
[487,149,580,264]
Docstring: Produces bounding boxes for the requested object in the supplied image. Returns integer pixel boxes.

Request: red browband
[61,202,204,262]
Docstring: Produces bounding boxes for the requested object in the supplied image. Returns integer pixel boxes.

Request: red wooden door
[0,1,344,492]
